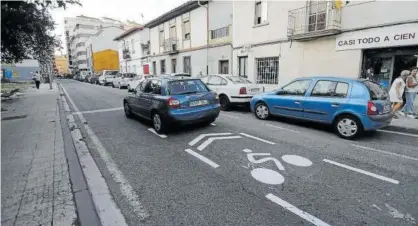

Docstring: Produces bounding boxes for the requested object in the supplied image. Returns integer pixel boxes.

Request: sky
[51,0,187,55]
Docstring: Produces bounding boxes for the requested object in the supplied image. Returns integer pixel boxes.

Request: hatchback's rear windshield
[167,79,209,95]
[226,76,252,84]
[363,81,387,100]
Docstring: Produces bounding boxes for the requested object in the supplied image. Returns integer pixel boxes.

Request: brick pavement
[1,83,77,226]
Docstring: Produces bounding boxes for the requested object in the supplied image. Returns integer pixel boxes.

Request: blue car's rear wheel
[152,112,167,134]
[334,115,362,139]
[255,102,270,120]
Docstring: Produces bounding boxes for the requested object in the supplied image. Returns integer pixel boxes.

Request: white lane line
[323,159,399,185]
[189,132,233,146]
[266,193,331,226]
[239,132,276,145]
[377,129,418,138]
[221,113,240,119]
[351,144,418,161]
[210,123,216,126]
[148,128,167,138]
[61,84,148,222]
[197,136,242,151]
[266,124,301,134]
[72,107,123,115]
[184,149,220,168]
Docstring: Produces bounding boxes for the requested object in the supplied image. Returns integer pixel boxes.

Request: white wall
[341,1,418,30]
[90,27,124,52]
[190,6,207,48]
[117,29,149,75]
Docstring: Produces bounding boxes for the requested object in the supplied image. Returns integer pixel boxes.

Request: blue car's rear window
[363,81,387,100]
[167,79,209,95]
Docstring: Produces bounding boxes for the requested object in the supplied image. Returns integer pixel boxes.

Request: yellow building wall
[54,55,69,74]
[93,49,120,73]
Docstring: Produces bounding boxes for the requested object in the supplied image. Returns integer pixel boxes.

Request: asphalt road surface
[60,79,418,226]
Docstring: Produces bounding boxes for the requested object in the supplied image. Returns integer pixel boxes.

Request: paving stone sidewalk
[1,83,78,226]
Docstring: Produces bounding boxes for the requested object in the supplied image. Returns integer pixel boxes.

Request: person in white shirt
[33,71,41,89]
[402,67,418,118]
[389,70,409,118]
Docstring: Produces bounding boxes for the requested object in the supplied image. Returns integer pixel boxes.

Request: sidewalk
[387,97,418,133]
[1,83,77,225]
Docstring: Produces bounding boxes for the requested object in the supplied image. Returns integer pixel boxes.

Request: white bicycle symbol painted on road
[242,149,313,185]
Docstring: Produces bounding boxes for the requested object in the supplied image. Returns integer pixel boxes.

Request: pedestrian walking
[403,67,418,118]
[389,70,409,118]
[33,71,41,89]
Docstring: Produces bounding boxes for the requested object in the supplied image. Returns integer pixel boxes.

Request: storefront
[336,23,418,89]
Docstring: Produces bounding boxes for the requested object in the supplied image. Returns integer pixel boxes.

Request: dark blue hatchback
[123,76,221,133]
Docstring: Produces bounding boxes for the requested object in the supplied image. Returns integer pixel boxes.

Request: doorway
[219,60,229,74]
[393,55,417,83]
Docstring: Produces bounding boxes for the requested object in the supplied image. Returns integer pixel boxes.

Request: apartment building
[64,16,126,74]
[114,26,151,75]
[145,0,233,76]
[85,26,125,73]
[232,0,418,90]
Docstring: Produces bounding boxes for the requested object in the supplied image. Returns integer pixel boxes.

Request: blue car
[123,76,220,134]
[250,77,393,139]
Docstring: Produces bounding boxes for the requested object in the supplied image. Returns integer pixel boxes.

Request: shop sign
[335,24,418,51]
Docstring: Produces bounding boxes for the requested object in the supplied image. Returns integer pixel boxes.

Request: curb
[1,113,27,121]
[381,125,418,135]
[57,83,129,226]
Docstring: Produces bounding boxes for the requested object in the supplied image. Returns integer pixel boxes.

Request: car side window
[335,82,349,98]
[220,78,228,85]
[200,76,210,84]
[208,76,222,85]
[149,80,162,95]
[282,80,312,95]
[311,81,337,97]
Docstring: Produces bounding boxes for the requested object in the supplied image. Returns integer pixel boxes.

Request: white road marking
[266,123,301,134]
[251,168,285,185]
[239,133,275,145]
[377,129,418,138]
[221,113,240,119]
[61,84,148,223]
[210,123,216,126]
[351,144,418,161]
[323,159,399,185]
[266,193,331,226]
[197,136,242,151]
[184,149,219,168]
[188,133,233,146]
[148,128,167,138]
[282,155,313,167]
[72,107,123,115]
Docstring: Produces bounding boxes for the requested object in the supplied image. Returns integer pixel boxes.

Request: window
[131,39,135,53]
[256,57,279,84]
[311,80,349,98]
[152,61,156,75]
[211,26,229,39]
[183,56,191,74]
[282,80,312,95]
[150,80,162,94]
[167,80,209,95]
[219,60,229,74]
[208,76,223,85]
[183,20,191,40]
[170,25,176,38]
[227,76,252,84]
[200,76,210,83]
[255,1,268,25]
[238,56,248,78]
[133,65,136,73]
[160,60,166,74]
[128,66,131,72]
[159,30,165,46]
[308,0,328,31]
[363,81,386,100]
[136,80,147,93]
[171,58,177,73]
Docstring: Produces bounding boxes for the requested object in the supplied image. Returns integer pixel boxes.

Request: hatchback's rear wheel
[124,102,132,118]
[152,113,167,134]
[334,115,362,139]
[254,102,270,120]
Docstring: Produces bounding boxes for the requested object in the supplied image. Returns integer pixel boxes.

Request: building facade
[114,26,151,76]
[54,55,69,75]
[85,26,125,73]
[232,0,418,90]
[145,0,233,76]
[64,16,126,74]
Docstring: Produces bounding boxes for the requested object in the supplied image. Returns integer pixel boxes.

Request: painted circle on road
[281,155,312,167]
[250,168,285,185]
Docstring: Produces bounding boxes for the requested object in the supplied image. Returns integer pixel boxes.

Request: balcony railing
[122,48,131,59]
[287,1,341,40]
[163,38,179,54]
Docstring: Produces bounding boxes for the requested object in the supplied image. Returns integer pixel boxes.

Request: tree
[1,0,80,64]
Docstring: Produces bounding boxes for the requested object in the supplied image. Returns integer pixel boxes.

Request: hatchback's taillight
[239,87,247,95]
[367,101,378,115]
[167,97,180,108]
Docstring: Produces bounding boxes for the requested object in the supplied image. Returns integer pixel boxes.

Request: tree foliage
[1,0,80,64]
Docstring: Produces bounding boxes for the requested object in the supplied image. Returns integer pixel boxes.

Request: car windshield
[167,79,209,95]
[124,73,136,78]
[104,71,118,76]
[226,76,252,84]
[172,73,191,77]
[363,81,387,100]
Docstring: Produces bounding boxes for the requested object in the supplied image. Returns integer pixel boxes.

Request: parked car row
[78,72,393,139]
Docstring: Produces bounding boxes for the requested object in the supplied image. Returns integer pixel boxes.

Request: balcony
[163,38,179,55]
[287,1,341,40]
[122,48,131,59]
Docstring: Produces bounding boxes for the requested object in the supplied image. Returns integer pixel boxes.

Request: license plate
[383,104,391,113]
[251,88,260,92]
[190,100,209,107]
